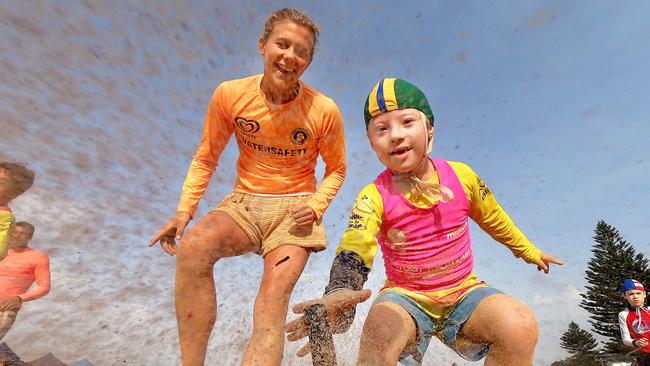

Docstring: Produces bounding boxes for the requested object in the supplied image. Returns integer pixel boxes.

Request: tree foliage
[580,220,650,353]
[560,321,598,355]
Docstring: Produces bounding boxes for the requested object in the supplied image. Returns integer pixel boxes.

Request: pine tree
[560,321,598,355]
[580,220,650,353]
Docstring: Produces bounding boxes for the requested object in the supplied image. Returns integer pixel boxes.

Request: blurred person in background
[0,222,51,341]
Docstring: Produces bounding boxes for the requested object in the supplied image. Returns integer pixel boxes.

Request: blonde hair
[260,8,320,57]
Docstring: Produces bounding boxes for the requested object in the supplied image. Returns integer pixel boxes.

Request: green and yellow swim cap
[363,78,434,129]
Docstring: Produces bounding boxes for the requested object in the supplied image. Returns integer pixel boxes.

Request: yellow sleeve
[306,100,346,220]
[336,183,383,269]
[0,211,15,261]
[450,161,542,264]
[177,84,235,217]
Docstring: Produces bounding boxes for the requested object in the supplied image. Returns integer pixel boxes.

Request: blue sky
[1,1,649,365]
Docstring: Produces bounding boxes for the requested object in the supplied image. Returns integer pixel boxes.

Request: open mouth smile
[391,146,411,156]
[276,63,295,77]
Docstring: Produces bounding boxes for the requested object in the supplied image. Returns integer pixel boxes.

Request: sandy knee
[364,302,416,345]
[175,236,219,274]
[259,246,310,295]
[491,302,538,350]
[358,302,416,365]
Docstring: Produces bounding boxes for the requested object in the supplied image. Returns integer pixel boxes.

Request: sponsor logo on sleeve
[477,176,491,201]
[346,195,375,230]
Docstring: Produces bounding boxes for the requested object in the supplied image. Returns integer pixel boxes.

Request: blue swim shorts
[373,286,503,365]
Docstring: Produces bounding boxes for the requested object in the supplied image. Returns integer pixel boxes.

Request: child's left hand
[290,204,316,226]
[286,289,372,357]
[635,338,649,348]
[533,252,564,274]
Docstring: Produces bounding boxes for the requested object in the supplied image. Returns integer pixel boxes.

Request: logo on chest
[235,117,260,134]
[632,317,650,334]
[291,128,310,145]
[386,227,408,251]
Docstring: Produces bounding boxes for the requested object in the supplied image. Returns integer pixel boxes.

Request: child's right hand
[289,204,317,227]
[147,211,191,256]
[286,289,372,357]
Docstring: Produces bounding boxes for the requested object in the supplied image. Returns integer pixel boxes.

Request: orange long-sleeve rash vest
[177,75,346,220]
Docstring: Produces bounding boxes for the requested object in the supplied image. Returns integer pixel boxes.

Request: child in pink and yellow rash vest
[287,78,563,366]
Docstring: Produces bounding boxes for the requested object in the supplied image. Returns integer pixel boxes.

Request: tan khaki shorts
[0,310,17,341]
[213,192,327,257]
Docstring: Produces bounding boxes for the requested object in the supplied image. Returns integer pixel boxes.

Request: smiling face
[625,289,647,308]
[258,21,314,101]
[367,108,434,174]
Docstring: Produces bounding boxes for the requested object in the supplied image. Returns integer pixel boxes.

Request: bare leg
[357,302,417,366]
[241,245,309,366]
[175,211,256,366]
[457,294,538,366]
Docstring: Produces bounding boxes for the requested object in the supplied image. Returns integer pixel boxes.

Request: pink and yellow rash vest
[337,158,542,316]
[376,158,473,292]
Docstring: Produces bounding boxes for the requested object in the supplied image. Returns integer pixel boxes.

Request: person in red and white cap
[619,279,649,366]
